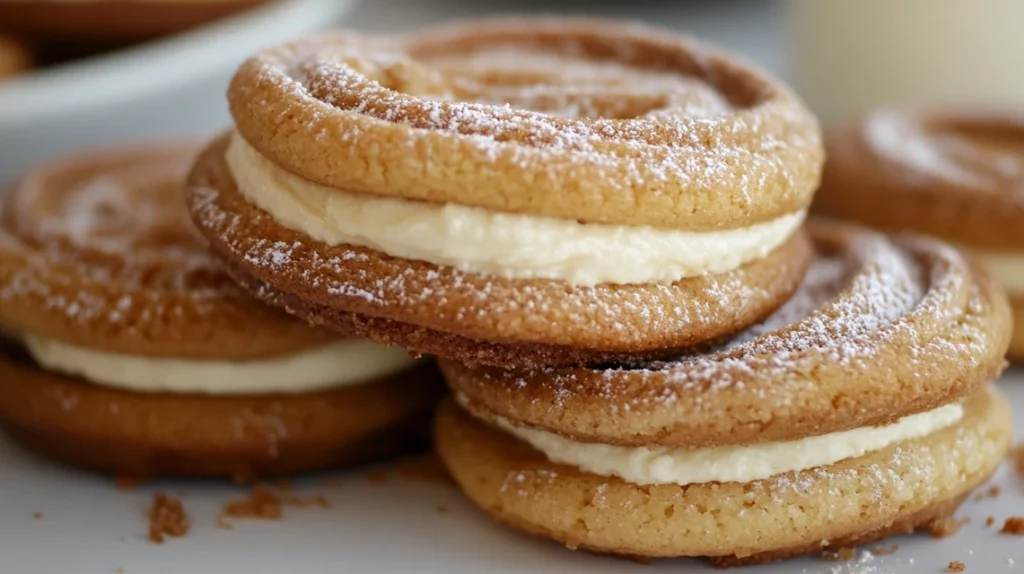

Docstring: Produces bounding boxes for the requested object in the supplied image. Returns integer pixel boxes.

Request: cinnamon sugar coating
[435,387,1011,564]
[443,221,1011,447]
[815,110,1024,251]
[188,135,812,368]
[0,143,334,359]
[227,18,822,230]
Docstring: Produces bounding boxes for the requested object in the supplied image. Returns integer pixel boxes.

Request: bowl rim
[0,0,357,122]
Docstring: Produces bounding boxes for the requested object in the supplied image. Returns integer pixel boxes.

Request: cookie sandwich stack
[815,109,1024,360]
[0,144,440,478]
[185,17,1015,565]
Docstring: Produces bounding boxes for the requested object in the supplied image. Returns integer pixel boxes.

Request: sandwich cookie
[0,0,269,42]
[187,17,823,368]
[0,143,441,478]
[436,221,1013,565]
[814,109,1024,359]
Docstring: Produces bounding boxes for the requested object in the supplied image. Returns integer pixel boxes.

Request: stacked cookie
[187,18,819,368]
[181,17,1016,563]
[0,143,440,478]
[815,110,1024,359]
[437,221,1012,564]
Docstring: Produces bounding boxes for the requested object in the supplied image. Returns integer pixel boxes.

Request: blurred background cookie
[0,35,32,79]
[0,0,271,43]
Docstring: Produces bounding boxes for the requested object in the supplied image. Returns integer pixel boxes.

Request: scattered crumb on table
[985,516,995,528]
[948,560,965,572]
[973,485,1001,501]
[147,492,189,543]
[821,546,856,561]
[33,512,42,520]
[1001,517,1024,535]
[223,485,281,520]
[870,543,897,555]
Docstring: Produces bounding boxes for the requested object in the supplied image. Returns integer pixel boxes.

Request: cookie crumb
[436,505,448,515]
[116,567,125,574]
[115,475,141,491]
[393,454,454,485]
[147,492,189,543]
[985,516,995,527]
[216,514,233,530]
[223,485,281,520]
[33,512,42,520]
[1000,517,1024,535]
[974,485,1001,501]
[1014,444,1024,476]
[821,546,857,561]
[366,469,388,485]
[929,516,970,538]
[870,543,897,555]
[948,560,965,572]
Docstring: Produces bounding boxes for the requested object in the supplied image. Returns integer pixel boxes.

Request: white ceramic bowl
[0,0,358,186]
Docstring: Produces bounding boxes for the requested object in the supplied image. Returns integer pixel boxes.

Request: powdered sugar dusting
[234,20,822,225]
[0,146,266,332]
[865,110,1024,193]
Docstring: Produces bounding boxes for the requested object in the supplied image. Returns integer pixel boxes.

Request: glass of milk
[787,0,1024,125]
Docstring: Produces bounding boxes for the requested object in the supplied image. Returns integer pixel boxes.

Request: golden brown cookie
[0,1,269,42]
[435,388,1009,565]
[435,221,1014,564]
[814,109,1024,359]
[187,18,824,368]
[0,35,32,79]
[0,340,440,478]
[0,142,441,478]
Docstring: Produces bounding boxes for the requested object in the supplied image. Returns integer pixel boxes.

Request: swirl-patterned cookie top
[442,221,1011,448]
[0,143,333,359]
[816,110,1024,249]
[228,17,823,230]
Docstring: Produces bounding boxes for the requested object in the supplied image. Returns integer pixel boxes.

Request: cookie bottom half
[0,353,442,478]
[435,388,1011,564]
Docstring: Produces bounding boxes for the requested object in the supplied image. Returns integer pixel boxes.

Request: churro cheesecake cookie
[0,143,440,478]
[436,221,1013,565]
[815,109,1024,359]
[188,17,823,368]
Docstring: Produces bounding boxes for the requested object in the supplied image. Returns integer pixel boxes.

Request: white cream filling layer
[464,396,964,484]
[226,133,806,286]
[23,335,417,395]
[974,250,1024,295]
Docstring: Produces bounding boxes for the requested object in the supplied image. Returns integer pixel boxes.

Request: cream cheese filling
[226,132,806,286]
[460,396,964,484]
[23,335,417,395]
